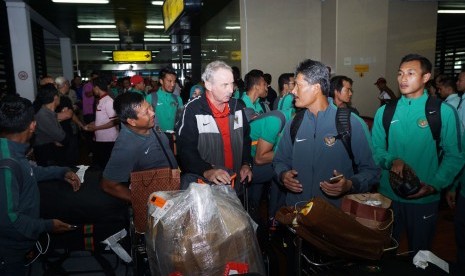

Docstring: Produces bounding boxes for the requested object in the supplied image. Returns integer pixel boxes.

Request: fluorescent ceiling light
[52,0,109,3]
[206,38,233,42]
[90,37,119,41]
[78,25,116,28]
[438,10,465,14]
[151,1,163,5]
[147,20,163,24]
[101,50,113,53]
[144,38,170,42]
[146,25,164,29]
[225,26,240,30]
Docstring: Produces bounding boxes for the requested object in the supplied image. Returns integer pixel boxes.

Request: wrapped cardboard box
[146,183,265,276]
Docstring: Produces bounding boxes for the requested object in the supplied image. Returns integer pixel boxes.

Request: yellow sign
[354,64,369,73]
[354,64,369,77]
[112,51,152,62]
[230,51,241,61]
[163,0,185,31]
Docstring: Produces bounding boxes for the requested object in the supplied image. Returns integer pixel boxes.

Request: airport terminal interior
[1,0,465,275]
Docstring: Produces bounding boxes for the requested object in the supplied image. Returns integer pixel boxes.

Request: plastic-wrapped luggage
[145,183,265,276]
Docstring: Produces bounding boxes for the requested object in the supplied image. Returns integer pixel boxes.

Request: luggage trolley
[285,224,399,275]
[287,226,344,275]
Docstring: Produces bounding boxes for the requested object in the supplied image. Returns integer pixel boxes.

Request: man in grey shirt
[101,93,177,203]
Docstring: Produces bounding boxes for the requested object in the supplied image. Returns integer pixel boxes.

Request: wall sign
[18,71,28,80]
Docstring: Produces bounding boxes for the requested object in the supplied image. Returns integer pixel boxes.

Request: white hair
[54,76,68,88]
[201,60,232,83]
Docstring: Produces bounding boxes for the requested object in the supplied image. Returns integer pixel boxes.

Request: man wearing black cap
[374,77,396,105]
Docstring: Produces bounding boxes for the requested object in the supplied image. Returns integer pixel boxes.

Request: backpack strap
[425,96,442,158]
[290,109,306,144]
[382,98,399,150]
[150,92,158,110]
[335,108,358,174]
[259,101,270,113]
[0,158,23,191]
[279,93,294,111]
[457,96,464,110]
[171,93,180,108]
[382,96,442,160]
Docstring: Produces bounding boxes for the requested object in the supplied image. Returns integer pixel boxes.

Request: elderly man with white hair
[55,76,78,107]
[54,76,84,166]
[177,60,253,191]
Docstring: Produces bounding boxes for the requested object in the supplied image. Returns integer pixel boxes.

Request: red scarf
[206,96,233,169]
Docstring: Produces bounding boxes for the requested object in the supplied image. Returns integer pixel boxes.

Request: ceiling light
[52,0,109,3]
[144,38,170,42]
[102,50,113,53]
[78,25,116,28]
[90,37,120,41]
[146,25,164,29]
[206,38,233,42]
[438,10,465,14]
[151,1,163,5]
[225,26,240,30]
[147,20,163,24]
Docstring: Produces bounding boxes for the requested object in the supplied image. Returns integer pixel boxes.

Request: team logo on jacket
[417,118,428,128]
[324,135,337,147]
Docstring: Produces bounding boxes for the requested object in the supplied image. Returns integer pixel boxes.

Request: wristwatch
[242,162,252,169]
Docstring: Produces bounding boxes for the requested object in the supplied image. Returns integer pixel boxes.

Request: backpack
[246,108,287,132]
[259,100,271,114]
[290,108,358,173]
[0,158,23,191]
[382,96,442,158]
[278,93,295,111]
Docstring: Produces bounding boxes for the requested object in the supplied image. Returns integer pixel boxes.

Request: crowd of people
[2,54,465,275]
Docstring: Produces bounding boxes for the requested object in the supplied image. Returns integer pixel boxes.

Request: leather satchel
[341,193,392,230]
[130,129,180,233]
[277,197,395,260]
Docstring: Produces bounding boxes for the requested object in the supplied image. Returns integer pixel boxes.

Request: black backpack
[290,108,358,174]
[382,96,442,159]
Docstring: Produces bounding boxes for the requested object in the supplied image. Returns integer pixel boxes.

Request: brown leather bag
[130,129,180,233]
[279,197,395,260]
[131,168,180,233]
[340,193,392,230]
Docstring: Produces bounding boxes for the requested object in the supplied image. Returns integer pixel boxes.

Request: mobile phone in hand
[328,174,343,184]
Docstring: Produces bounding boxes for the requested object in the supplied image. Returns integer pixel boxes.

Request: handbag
[340,193,392,230]
[130,129,180,233]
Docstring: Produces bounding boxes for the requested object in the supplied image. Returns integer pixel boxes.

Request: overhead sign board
[163,0,185,32]
[230,51,241,61]
[112,51,152,62]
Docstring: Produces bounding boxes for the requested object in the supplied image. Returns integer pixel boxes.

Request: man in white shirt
[84,76,119,169]
[374,77,397,106]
